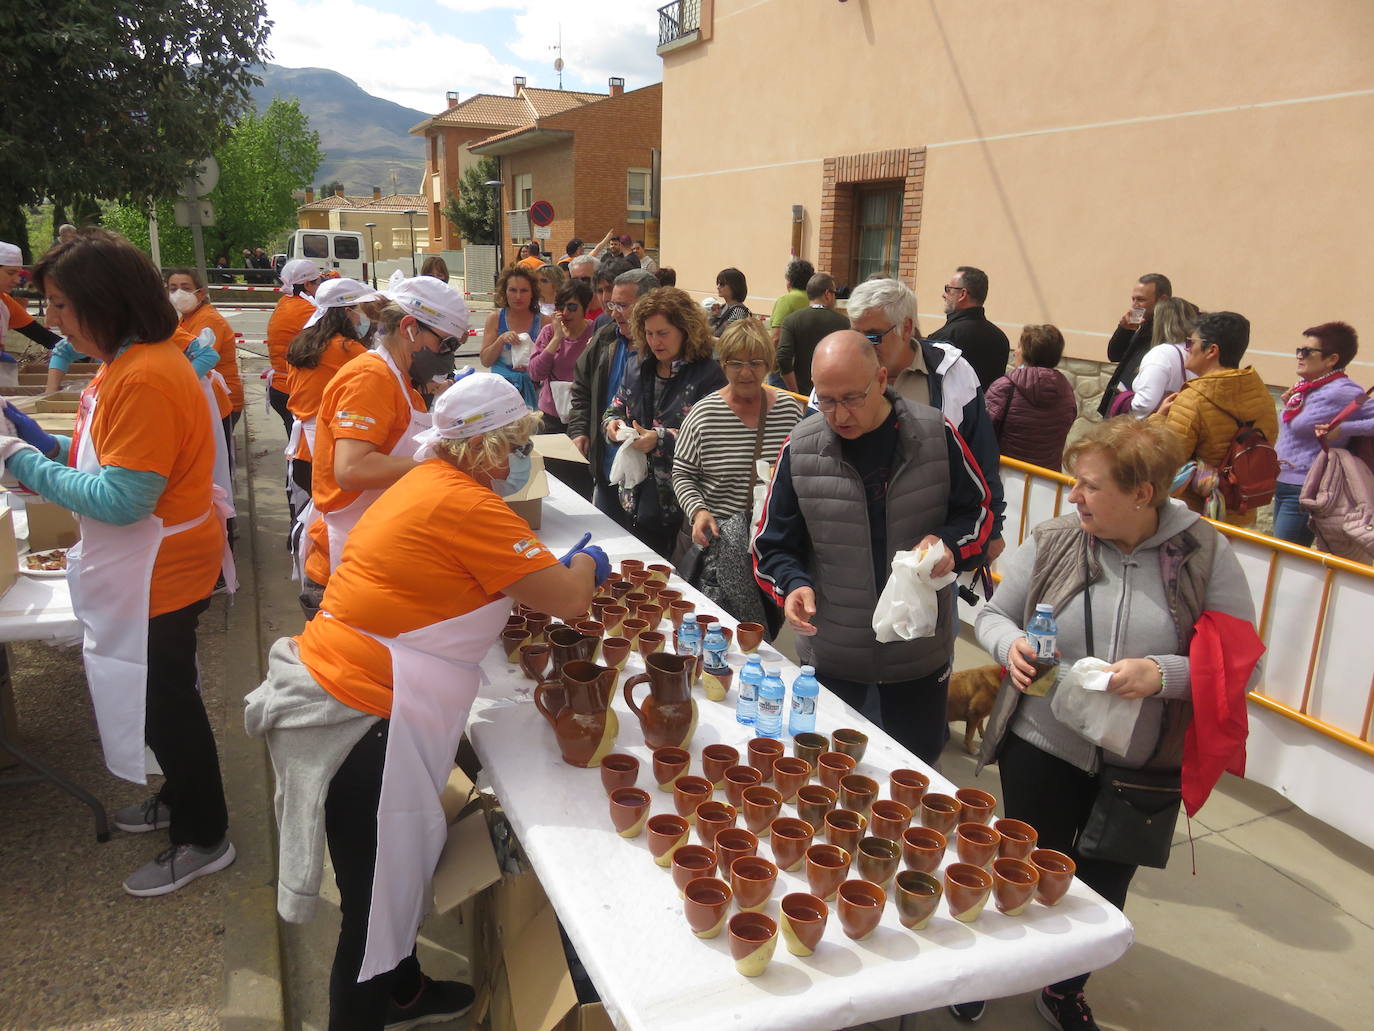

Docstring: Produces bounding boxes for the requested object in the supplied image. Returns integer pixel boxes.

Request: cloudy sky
[265,0,667,113]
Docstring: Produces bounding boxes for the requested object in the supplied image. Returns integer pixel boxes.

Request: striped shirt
[672,390,806,522]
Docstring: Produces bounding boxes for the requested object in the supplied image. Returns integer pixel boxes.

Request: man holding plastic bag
[752,333,994,764]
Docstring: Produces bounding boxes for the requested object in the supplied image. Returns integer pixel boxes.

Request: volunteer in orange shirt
[515,241,545,269]
[166,267,244,437]
[266,258,323,436]
[284,277,377,507]
[296,277,465,610]
[3,229,234,897]
[1,240,62,365]
[249,373,610,1030]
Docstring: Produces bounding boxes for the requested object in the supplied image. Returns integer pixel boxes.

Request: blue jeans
[1271,481,1313,547]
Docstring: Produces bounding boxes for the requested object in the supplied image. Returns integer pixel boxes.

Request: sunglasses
[860,326,893,347]
[419,322,461,354]
[560,302,583,312]
[1295,347,1331,359]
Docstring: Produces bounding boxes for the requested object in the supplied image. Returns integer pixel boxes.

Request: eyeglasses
[510,441,534,458]
[860,326,893,347]
[942,284,965,296]
[723,359,769,372]
[605,301,630,313]
[1295,347,1332,359]
[815,373,878,413]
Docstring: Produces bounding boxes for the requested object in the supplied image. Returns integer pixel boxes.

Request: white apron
[67,378,236,784]
[201,370,236,517]
[336,596,509,981]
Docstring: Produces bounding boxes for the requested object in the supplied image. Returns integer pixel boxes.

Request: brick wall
[500,140,577,257]
[819,147,925,291]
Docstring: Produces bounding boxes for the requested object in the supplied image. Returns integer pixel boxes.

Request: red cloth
[1183,610,1264,816]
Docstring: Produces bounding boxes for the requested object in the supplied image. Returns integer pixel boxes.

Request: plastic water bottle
[1025,603,1059,696]
[737,653,763,726]
[702,625,728,671]
[787,665,819,737]
[755,664,786,738]
[677,618,701,661]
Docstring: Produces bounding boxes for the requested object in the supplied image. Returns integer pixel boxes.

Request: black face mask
[409,347,456,390]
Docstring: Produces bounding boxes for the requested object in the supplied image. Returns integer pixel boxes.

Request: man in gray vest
[752,333,994,764]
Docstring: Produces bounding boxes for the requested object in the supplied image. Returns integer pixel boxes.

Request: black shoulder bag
[1074,578,1183,869]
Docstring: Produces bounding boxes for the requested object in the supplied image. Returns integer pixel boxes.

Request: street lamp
[403,210,418,276]
[364,222,378,287]
[484,179,504,273]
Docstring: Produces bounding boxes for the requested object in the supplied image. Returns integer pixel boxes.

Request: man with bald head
[753,332,994,764]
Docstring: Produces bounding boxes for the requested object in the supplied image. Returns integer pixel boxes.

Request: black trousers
[539,412,594,500]
[146,597,227,848]
[325,722,424,1031]
[267,385,294,438]
[819,666,950,767]
[998,733,1138,995]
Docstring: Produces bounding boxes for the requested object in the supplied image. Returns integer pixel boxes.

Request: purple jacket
[1276,376,1374,484]
[985,366,1078,472]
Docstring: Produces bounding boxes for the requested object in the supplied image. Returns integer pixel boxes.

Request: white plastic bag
[508,332,534,369]
[1050,657,1142,755]
[550,381,575,423]
[608,424,648,490]
[871,542,957,642]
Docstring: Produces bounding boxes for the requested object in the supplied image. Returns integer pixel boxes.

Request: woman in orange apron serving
[2,229,234,897]
[247,373,610,1030]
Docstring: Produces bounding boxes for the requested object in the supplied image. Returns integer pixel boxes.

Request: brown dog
[947,664,1004,754]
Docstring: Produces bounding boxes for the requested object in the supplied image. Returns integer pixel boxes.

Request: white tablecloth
[468,480,1133,1031]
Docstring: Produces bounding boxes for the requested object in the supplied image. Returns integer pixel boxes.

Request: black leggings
[998,733,1138,995]
[324,722,424,1030]
[268,385,294,438]
[819,667,950,767]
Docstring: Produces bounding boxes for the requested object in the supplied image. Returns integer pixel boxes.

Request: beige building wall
[659,0,1374,386]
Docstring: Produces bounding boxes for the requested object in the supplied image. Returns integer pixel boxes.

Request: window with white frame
[627,168,651,223]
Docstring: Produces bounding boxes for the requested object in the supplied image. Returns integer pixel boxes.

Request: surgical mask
[408,346,456,385]
[491,451,532,497]
[168,288,198,314]
[355,313,371,338]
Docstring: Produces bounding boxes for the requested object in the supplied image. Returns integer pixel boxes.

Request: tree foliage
[0,1,270,209]
[442,157,501,245]
[105,98,322,265]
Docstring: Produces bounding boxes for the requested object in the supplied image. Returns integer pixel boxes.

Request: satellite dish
[554,57,564,72]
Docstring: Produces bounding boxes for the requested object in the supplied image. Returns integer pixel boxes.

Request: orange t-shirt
[181,302,244,412]
[303,351,425,583]
[286,335,369,461]
[265,294,316,379]
[83,333,223,617]
[296,460,557,717]
[3,293,34,333]
[517,256,545,270]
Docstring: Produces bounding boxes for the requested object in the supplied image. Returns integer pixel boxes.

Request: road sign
[181,155,219,198]
[528,200,555,227]
[173,199,216,227]
[533,224,552,240]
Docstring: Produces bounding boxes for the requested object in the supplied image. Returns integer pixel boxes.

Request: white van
[284,230,367,281]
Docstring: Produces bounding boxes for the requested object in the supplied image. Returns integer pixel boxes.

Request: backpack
[1218,422,1281,515]
[1299,385,1374,562]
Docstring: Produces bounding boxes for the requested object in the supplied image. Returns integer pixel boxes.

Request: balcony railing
[657,0,701,49]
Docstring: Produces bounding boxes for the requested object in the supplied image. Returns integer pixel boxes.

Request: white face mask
[168,288,199,314]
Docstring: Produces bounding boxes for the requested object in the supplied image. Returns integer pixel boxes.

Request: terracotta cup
[683,877,733,939]
[993,857,1040,916]
[955,822,1002,869]
[830,727,869,762]
[805,843,853,901]
[695,800,738,848]
[702,664,733,703]
[894,869,943,930]
[637,602,665,631]
[624,591,650,613]
[640,580,662,601]
[771,756,812,804]
[608,787,652,838]
[518,642,552,682]
[735,622,766,653]
[1030,848,1077,906]
[723,764,764,806]
[501,626,531,662]
[837,879,887,941]
[944,862,993,923]
[646,813,691,867]
[668,599,696,631]
[838,773,879,818]
[920,792,962,836]
[817,751,857,791]
[619,558,645,576]
[672,775,714,824]
[651,746,691,792]
[514,603,532,617]
[574,617,606,644]
[608,579,634,602]
[620,617,649,644]
[523,611,552,642]
[994,818,1039,860]
[779,892,829,957]
[656,588,683,605]
[589,596,615,624]
[713,827,759,875]
[856,835,902,889]
[796,784,839,830]
[647,562,673,585]
[955,787,997,825]
[728,912,778,978]
[637,630,667,657]
[769,816,815,873]
[747,737,785,782]
[670,844,717,896]
[730,854,779,913]
[889,768,930,810]
[741,785,783,837]
[870,799,914,842]
[505,612,526,630]
[627,570,652,590]
[824,808,868,854]
[701,744,741,788]
[792,732,829,769]
[598,753,639,794]
[694,613,720,634]
[901,826,948,874]
[601,636,632,671]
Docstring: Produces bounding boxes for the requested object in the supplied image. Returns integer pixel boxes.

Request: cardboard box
[471,870,578,1031]
[0,507,17,600]
[503,453,549,530]
[23,500,79,551]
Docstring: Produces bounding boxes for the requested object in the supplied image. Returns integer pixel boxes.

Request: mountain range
[249,64,430,195]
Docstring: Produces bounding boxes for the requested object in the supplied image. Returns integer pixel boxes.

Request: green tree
[442,157,501,245]
[319,180,345,197]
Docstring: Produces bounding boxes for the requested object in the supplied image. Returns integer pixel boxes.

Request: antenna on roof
[551,25,564,90]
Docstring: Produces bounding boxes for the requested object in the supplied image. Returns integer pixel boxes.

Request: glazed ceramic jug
[533,660,620,768]
[546,624,599,676]
[623,651,698,750]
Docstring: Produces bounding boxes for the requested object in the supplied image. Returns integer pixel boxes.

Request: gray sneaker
[113,795,172,834]
[122,838,236,897]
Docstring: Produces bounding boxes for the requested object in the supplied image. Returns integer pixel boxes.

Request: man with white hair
[846,277,1005,559]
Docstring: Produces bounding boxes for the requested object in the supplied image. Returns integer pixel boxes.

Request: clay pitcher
[548,625,598,675]
[533,660,620,768]
[623,651,698,750]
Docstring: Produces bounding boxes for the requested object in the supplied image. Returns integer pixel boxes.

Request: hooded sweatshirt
[984,365,1078,471]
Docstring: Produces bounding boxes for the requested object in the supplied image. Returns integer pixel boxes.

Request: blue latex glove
[558,532,611,585]
[5,403,59,457]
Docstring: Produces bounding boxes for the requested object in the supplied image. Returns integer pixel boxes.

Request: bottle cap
[800,665,814,675]
[1035,603,1053,613]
